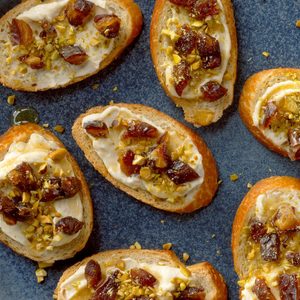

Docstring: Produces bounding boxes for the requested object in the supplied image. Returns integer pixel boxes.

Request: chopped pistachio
[262,51,270,58]
[182,252,190,262]
[247,182,253,189]
[54,125,65,134]
[230,173,239,182]
[7,95,16,106]
[92,83,100,90]
[296,20,300,28]
[162,243,172,250]
[48,148,67,161]
[43,123,49,128]
[113,86,118,92]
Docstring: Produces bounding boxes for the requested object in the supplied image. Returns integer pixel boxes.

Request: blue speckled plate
[0,1,300,299]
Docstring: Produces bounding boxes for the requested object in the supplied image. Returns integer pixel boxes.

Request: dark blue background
[0,0,299,299]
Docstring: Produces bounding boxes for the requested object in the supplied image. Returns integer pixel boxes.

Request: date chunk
[84,121,109,138]
[274,204,299,231]
[261,102,278,128]
[197,32,221,69]
[201,81,227,101]
[173,61,192,96]
[9,19,33,46]
[66,0,95,26]
[166,160,199,185]
[175,26,198,55]
[60,45,88,65]
[249,219,267,243]
[279,274,299,300]
[92,270,119,300]
[41,177,62,202]
[119,150,142,176]
[130,268,157,287]
[169,0,196,6]
[56,216,83,235]
[7,162,37,192]
[286,252,300,267]
[85,260,102,289]
[177,286,205,300]
[260,233,280,261]
[122,120,158,139]
[61,177,82,198]
[94,15,121,38]
[252,279,275,300]
[191,0,219,20]
[288,128,300,160]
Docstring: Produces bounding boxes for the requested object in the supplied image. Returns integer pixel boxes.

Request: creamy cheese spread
[0,133,83,248]
[82,106,204,203]
[58,258,192,300]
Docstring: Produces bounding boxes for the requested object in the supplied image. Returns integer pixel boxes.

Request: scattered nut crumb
[217,179,223,185]
[262,51,270,58]
[113,86,118,92]
[38,262,54,269]
[92,83,100,90]
[211,234,216,239]
[296,20,300,28]
[216,249,221,256]
[160,219,165,224]
[35,268,47,283]
[162,243,172,250]
[247,182,253,189]
[7,95,16,106]
[109,100,114,105]
[230,173,239,182]
[130,241,142,250]
[54,125,65,133]
[43,123,49,128]
[182,252,190,262]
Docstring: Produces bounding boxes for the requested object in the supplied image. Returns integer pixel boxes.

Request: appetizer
[150,0,237,126]
[55,249,227,300]
[72,103,218,213]
[232,176,300,299]
[0,124,93,262]
[240,68,300,161]
[0,0,142,91]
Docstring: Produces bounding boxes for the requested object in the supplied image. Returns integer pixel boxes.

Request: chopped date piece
[84,120,109,138]
[249,219,267,243]
[191,0,219,20]
[9,18,33,46]
[130,268,157,287]
[173,61,192,96]
[0,196,17,215]
[288,128,300,161]
[91,270,119,300]
[177,286,206,300]
[175,25,198,55]
[261,102,278,128]
[201,81,227,101]
[166,160,200,185]
[39,21,57,39]
[169,0,196,6]
[119,150,142,176]
[56,216,83,235]
[85,260,102,289]
[19,55,44,69]
[149,141,171,169]
[286,252,300,267]
[15,203,33,221]
[274,204,299,231]
[3,213,17,225]
[260,233,280,261]
[60,45,88,65]
[41,177,62,202]
[197,32,221,69]
[7,162,37,192]
[252,279,275,300]
[66,0,95,26]
[94,15,121,38]
[61,177,82,198]
[279,274,299,300]
[122,120,158,139]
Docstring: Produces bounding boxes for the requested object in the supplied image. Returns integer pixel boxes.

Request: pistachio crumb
[54,125,65,134]
[247,182,253,189]
[160,219,165,224]
[35,268,47,283]
[230,173,239,182]
[130,241,142,250]
[92,83,100,90]
[7,95,16,106]
[296,20,300,28]
[211,234,216,238]
[162,243,172,250]
[113,86,118,92]
[217,179,222,185]
[43,123,49,128]
[109,100,114,105]
[262,51,270,58]
[182,252,190,262]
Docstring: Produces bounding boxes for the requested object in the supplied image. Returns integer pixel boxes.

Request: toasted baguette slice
[55,249,227,300]
[0,123,93,263]
[239,68,300,161]
[150,0,237,127]
[232,176,300,299]
[0,0,142,91]
[72,103,218,213]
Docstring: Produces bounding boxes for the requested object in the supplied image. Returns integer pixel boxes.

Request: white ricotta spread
[59,258,191,300]
[164,0,231,99]
[252,80,300,150]
[82,106,204,203]
[12,0,116,89]
[0,133,83,248]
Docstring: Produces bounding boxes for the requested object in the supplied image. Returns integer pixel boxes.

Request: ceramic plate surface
[0,0,299,299]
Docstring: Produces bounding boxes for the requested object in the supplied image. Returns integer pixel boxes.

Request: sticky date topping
[85,260,102,289]
[173,61,192,96]
[288,128,300,160]
[130,268,157,287]
[94,15,121,38]
[60,45,88,65]
[122,120,159,139]
[119,150,142,176]
[9,19,33,46]
[279,274,299,300]
[177,286,206,300]
[84,121,109,138]
[201,81,227,101]
[249,219,267,243]
[175,25,198,55]
[260,233,280,261]
[252,279,275,300]
[56,216,83,235]
[66,0,95,26]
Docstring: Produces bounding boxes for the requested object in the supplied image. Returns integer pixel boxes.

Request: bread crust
[239,68,300,158]
[0,123,93,262]
[72,103,218,213]
[0,0,142,92]
[150,0,238,126]
[231,176,300,278]
[54,249,227,300]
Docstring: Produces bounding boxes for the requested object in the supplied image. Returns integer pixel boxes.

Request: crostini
[55,249,227,300]
[150,0,237,126]
[232,176,300,299]
[239,68,300,161]
[0,0,142,91]
[0,123,93,262]
[72,103,218,213]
